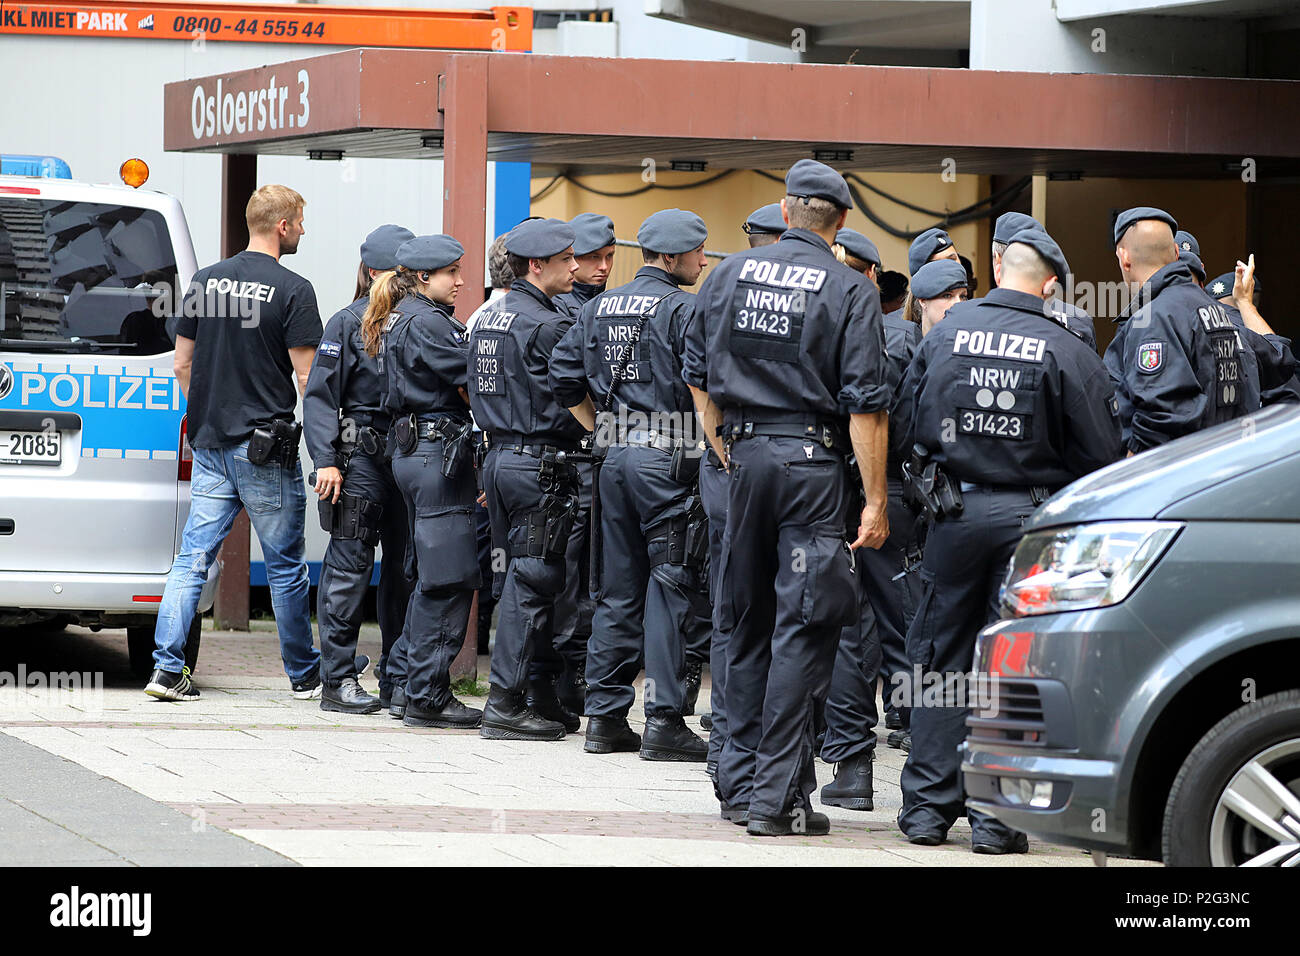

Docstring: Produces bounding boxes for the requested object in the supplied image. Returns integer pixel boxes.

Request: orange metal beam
[0,1,531,50]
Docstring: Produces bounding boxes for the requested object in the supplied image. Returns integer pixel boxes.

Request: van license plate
[1,430,62,465]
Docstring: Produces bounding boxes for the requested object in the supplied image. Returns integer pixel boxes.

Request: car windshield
[0,197,177,356]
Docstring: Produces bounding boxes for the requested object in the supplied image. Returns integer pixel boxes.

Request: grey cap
[1180,249,1206,282]
[910,259,969,299]
[1006,227,1070,284]
[744,202,787,236]
[1113,206,1178,246]
[637,209,707,255]
[569,213,616,255]
[993,212,1042,245]
[1206,272,1236,298]
[396,235,465,272]
[835,228,881,268]
[505,218,575,259]
[1174,230,1200,257]
[360,224,415,271]
[907,227,954,276]
[785,159,853,210]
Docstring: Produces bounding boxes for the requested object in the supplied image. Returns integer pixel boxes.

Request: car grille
[967,678,1051,747]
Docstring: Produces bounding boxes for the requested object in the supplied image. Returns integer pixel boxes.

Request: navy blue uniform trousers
[391,435,479,710]
[898,486,1031,843]
[700,451,731,770]
[585,444,708,718]
[317,447,413,688]
[716,436,857,820]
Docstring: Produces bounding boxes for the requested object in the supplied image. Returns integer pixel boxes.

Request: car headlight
[1001,521,1182,617]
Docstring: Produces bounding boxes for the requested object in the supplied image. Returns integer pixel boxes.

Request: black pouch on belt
[393,414,417,455]
[669,440,702,484]
[247,426,278,466]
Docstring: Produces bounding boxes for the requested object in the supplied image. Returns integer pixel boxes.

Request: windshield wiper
[0,338,139,352]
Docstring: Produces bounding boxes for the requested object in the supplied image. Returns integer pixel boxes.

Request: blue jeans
[153,442,319,682]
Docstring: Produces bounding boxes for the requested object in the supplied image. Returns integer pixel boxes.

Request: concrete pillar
[213,153,257,632]
[440,55,489,321]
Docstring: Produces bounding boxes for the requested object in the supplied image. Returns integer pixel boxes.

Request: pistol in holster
[901,443,963,523]
[440,420,474,479]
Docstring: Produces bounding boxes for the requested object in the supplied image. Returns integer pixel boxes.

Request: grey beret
[835,228,881,268]
[907,227,954,276]
[785,159,853,210]
[569,213,616,255]
[910,259,970,299]
[360,224,415,271]
[744,202,787,236]
[993,212,1042,245]
[396,235,465,272]
[1180,249,1206,282]
[1006,227,1070,284]
[1113,206,1178,246]
[637,208,707,255]
[505,218,575,259]
[1174,230,1200,257]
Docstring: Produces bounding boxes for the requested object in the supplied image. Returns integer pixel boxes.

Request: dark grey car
[962,403,1300,867]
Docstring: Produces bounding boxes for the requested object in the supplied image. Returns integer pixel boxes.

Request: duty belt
[623,429,678,453]
[958,480,1058,505]
[418,417,470,441]
[493,442,580,459]
[486,432,579,456]
[722,420,843,450]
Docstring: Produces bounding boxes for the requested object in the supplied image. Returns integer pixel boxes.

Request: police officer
[684,160,891,836]
[1103,208,1251,453]
[380,235,483,728]
[147,185,321,702]
[892,227,1122,851]
[1206,260,1300,406]
[890,227,960,324]
[992,212,1097,351]
[550,208,712,761]
[1174,230,1208,285]
[305,224,416,714]
[551,212,616,715]
[469,218,585,741]
[741,203,787,248]
[819,225,920,810]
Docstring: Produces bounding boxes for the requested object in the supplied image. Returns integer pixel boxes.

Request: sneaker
[144,667,200,702]
[292,664,322,700]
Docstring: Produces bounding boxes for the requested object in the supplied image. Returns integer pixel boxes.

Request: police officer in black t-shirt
[147,185,322,702]
[1102,208,1251,453]
[304,224,415,715]
[550,208,712,761]
[550,212,616,716]
[684,160,891,836]
[892,228,1122,852]
[468,219,585,741]
[992,212,1097,352]
[381,235,483,728]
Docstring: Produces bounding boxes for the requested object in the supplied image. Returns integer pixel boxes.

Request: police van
[0,156,216,674]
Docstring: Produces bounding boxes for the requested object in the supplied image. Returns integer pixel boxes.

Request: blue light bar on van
[0,155,72,178]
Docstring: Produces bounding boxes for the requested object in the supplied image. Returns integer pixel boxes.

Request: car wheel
[1162,689,1300,866]
[126,617,202,679]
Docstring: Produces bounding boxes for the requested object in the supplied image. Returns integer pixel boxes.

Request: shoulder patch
[1136,341,1163,373]
[318,340,342,358]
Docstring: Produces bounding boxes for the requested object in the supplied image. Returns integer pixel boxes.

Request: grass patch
[451,676,489,698]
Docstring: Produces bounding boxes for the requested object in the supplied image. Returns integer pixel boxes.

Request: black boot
[403,696,483,729]
[639,712,707,762]
[321,677,382,715]
[526,679,580,733]
[388,685,406,720]
[556,656,588,716]
[680,659,703,716]
[819,752,875,811]
[747,809,831,837]
[480,686,566,741]
[584,715,641,754]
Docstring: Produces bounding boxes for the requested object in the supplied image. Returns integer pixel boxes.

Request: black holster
[901,443,963,522]
[247,419,301,468]
[511,492,577,560]
[441,420,474,478]
[649,496,708,569]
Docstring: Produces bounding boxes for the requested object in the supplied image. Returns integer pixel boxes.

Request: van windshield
[0,197,177,356]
